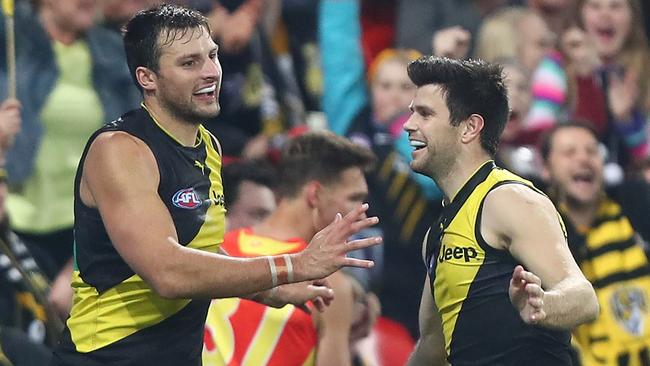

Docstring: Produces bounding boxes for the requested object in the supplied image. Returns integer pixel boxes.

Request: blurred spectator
[497,59,545,179]
[474,6,555,74]
[275,0,322,116]
[0,0,140,281]
[101,0,162,34]
[528,0,577,36]
[359,0,397,67]
[475,6,564,143]
[221,158,278,231]
[569,0,650,169]
[432,26,472,60]
[524,0,577,139]
[541,122,650,366]
[0,167,59,365]
[0,99,21,163]
[559,25,602,127]
[395,0,506,55]
[501,60,533,146]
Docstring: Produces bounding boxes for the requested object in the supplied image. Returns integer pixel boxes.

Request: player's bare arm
[407,275,447,366]
[408,230,448,366]
[480,184,599,329]
[81,131,381,301]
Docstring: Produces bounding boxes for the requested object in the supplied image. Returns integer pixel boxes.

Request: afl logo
[172,188,202,209]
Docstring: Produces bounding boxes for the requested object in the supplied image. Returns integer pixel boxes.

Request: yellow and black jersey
[53,107,226,366]
[425,161,571,366]
[562,198,650,366]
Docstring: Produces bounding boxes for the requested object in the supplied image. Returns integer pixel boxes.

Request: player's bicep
[485,185,583,289]
[83,133,179,284]
[413,275,446,364]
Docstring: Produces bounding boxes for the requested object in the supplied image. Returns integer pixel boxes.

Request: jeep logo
[438,244,478,263]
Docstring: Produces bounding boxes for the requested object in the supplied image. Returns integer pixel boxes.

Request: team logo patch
[172,188,203,209]
[611,286,648,336]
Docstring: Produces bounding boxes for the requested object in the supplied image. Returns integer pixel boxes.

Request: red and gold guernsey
[203,228,317,366]
[425,161,572,366]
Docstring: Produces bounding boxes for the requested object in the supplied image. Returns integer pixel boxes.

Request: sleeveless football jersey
[425,161,571,366]
[54,106,225,366]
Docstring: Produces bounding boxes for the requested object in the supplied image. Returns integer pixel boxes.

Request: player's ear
[304,180,321,208]
[460,114,484,144]
[136,66,158,93]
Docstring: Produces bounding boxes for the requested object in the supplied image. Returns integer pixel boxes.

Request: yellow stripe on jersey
[187,126,225,253]
[67,270,190,352]
[203,298,241,365]
[240,305,295,366]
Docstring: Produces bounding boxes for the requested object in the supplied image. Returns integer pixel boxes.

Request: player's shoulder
[483,182,556,224]
[85,131,157,181]
[487,182,550,207]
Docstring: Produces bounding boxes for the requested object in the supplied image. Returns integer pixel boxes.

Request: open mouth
[193,85,217,98]
[571,171,595,187]
[409,139,427,151]
[595,27,616,43]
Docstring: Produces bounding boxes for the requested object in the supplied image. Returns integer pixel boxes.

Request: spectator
[395,0,506,55]
[570,0,650,168]
[541,122,650,366]
[0,166,59,365]
[101,0,162,34]
[0,0,140,281]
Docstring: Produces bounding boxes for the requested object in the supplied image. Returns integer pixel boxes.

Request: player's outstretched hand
[294,203,382,281]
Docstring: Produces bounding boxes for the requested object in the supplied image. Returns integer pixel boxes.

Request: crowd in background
[0,0,649,365]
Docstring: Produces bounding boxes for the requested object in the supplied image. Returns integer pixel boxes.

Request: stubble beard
[160,91,220,126]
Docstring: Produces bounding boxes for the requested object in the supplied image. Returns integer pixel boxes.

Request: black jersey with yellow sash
[425,161,571,366]
[53,107,226,366]
[562,197,650,366]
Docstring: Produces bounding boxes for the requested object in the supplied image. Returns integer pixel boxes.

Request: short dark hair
[540,121,600,162]
[222,159,278,209]
[123,4,210,91]
[407,57,509,156]
[278,131,377,199]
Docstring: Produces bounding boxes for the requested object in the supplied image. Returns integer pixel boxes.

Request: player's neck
[253,200,315,242]
[143,99,199,147]
[437,154,492,205]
